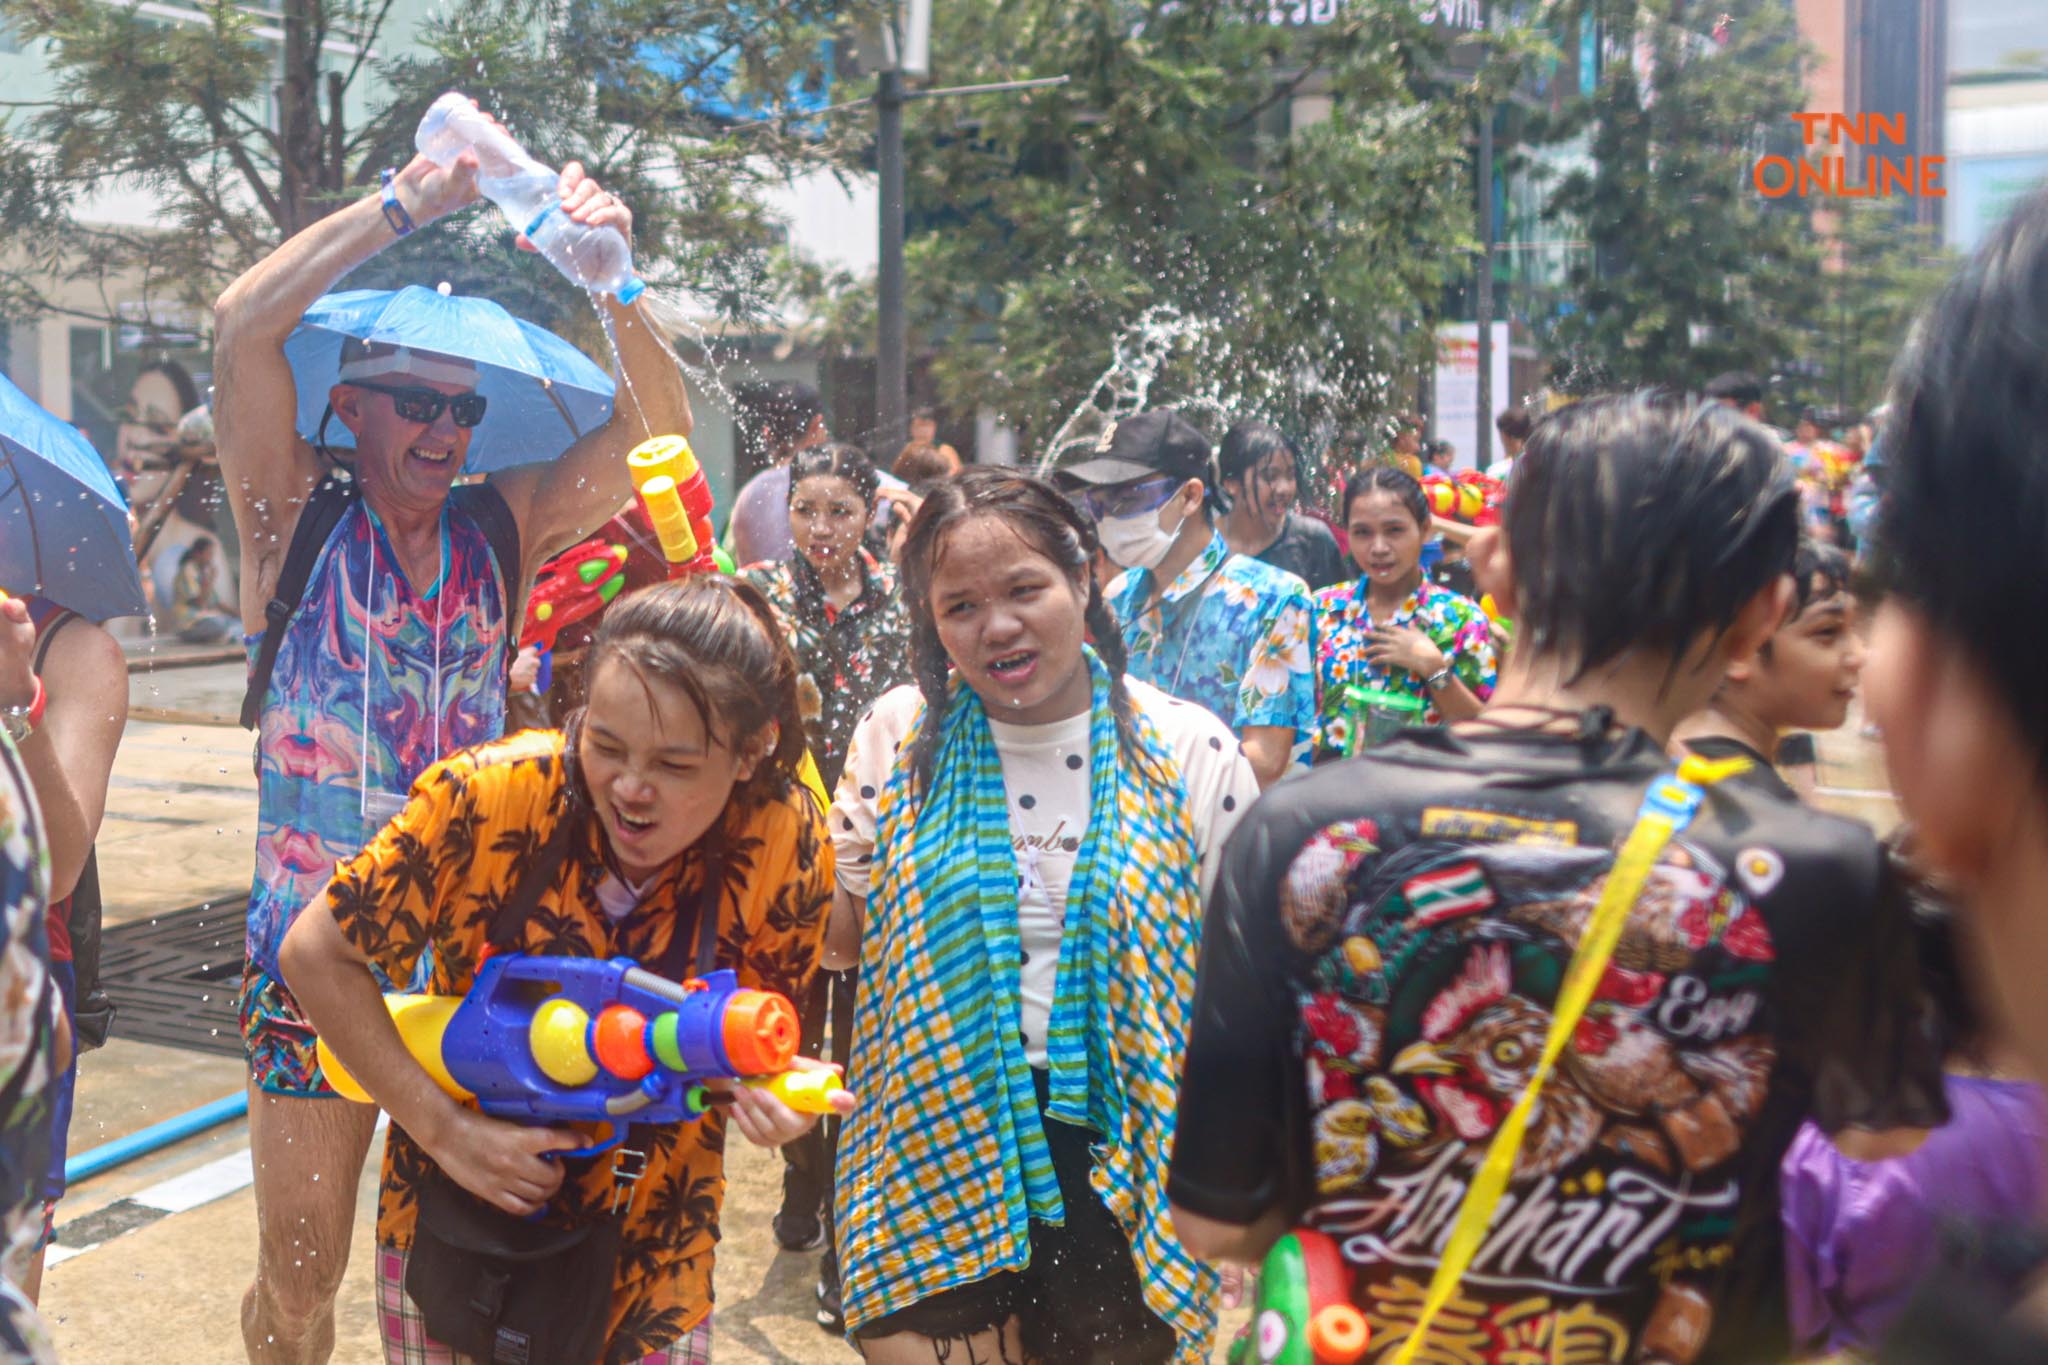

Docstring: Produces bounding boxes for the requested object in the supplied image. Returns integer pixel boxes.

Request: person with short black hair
[1860,185,2048,1362]
[1486,405,1534,480]
[1058,410,1317,786]
[1216,420,1347,591]
[1705,370,1766,422]
[1170,391,1947,1363]
[723,379,830,568]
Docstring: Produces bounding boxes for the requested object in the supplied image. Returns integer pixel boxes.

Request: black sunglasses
[349,380,488,428]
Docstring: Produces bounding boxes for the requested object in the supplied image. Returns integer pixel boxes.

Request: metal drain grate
[97,898,247,1057]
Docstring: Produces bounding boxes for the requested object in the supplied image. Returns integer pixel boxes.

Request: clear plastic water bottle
[414,92,645,304]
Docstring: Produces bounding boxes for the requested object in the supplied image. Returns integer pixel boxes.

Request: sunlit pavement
[42,651,1884,1362]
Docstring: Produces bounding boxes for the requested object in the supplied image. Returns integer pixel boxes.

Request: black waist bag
[405,1176,621,1365]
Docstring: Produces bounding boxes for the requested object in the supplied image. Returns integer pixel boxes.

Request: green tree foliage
[0,0,866,339]
[844,0,1503,458]
[1535,0,1824,389]
[1787,199,1953,417]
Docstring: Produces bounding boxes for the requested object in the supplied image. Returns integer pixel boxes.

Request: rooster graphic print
[1285,828,1779,1364]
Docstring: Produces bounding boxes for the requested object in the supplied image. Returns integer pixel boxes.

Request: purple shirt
[723,464,792,567]
[1782,1073,2048,1355]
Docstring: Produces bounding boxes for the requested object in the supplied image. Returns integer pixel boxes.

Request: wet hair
[894,468,1155,796]
[577,577,806,809]
[1882,187,2048,780]
[1790,539,1851,615]
[1704,371,1764,406]
[1507,391,1799,682]
[1340,465,1430,531]
[788,441,880,509]
[892,441,959,489]
[1216,420,1297,486]
[732,379,825,460]
[179,535,216,566]
[1495,406,1534,444]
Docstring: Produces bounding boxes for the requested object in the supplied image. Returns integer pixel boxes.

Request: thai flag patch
[1404,861,1496,926]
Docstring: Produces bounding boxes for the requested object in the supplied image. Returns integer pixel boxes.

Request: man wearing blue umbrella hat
[211,124,689,1365]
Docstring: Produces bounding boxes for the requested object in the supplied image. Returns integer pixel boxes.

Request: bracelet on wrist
[380,168,417,238]
[2,675,45,743]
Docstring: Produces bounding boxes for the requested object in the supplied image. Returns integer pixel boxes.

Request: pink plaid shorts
[375,1246,714,1363]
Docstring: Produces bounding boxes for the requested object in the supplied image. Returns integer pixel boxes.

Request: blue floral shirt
[1105,530,1318,772]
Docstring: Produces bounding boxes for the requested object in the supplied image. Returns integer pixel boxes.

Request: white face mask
[1099,500,1185,571]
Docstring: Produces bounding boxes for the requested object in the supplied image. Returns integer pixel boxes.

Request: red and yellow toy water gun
[627,436,721,574]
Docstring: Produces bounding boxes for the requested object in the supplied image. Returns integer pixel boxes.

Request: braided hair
[894,468,1159,798]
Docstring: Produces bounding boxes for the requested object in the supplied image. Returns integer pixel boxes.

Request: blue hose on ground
[64,1090,249,1185]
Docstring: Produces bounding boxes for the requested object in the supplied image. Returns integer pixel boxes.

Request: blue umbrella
[0,373,146,622]
[283,285,617,475]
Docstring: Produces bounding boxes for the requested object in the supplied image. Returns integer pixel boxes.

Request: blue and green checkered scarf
[835,650,1218,1361]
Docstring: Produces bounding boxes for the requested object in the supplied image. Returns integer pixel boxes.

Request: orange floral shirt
[327,729,832,1357]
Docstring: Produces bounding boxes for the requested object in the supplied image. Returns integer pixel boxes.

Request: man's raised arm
[212,150,485,631]
[489,165,693,583]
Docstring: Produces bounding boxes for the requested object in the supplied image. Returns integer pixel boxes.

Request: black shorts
[853,1070,1176,1365]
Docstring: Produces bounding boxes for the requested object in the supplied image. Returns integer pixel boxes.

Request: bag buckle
[468,1267,511,1320]
[609,1145,649,1215]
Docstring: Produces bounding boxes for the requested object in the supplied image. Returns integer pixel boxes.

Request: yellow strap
[1387,752,1749,1364]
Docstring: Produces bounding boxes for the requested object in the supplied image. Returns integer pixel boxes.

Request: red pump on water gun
[1227,1229,1371,1365]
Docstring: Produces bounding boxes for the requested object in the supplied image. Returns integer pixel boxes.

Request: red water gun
[520,540,630,656]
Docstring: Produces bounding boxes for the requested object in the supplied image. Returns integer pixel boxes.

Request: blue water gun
[316,955,845,1153]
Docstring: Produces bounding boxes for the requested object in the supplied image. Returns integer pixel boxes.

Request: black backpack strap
[652,846,725,984]
[240,472,358,730]
[31,610,79,672]
[486,788,723,981]
[450,481,524,621]
[487,814,581,951]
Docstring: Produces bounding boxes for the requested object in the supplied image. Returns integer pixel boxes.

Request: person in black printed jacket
[1169,392,1949,1365]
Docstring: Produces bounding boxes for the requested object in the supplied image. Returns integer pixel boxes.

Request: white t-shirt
[832,677,1262,1065]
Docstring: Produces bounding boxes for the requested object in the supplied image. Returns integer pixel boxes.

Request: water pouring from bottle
[414,92,647,305]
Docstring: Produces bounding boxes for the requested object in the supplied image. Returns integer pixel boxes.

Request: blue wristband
[379,168,416,238]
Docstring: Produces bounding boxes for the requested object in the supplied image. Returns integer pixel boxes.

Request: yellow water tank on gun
[315,995,475,1105]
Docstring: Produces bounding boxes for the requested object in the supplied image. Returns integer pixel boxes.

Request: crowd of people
[4,123,2048,1365]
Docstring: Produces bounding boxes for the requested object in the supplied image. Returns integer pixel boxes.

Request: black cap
[1056,409,1213,488]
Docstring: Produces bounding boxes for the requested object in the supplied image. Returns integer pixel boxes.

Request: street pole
[876,67,908,456]
[1474,0,1495,470]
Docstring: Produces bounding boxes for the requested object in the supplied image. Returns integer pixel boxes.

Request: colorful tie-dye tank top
[244,496,508,975]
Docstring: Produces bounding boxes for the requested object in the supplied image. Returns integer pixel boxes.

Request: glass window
[1950,2,2048,78]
